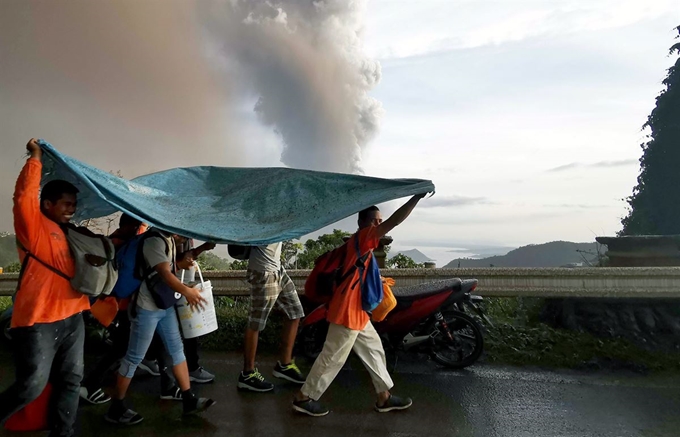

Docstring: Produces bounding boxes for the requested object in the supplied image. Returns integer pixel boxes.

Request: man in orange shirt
[293,194,426,417]
[0,139,90,437]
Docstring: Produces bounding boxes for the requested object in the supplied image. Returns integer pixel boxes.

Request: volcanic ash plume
[202,0,383,173]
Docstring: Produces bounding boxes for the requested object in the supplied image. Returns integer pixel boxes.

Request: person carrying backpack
[293,194,427,417]
[79,214,171,405]
[105,229,215,424]
[0,139,90,437]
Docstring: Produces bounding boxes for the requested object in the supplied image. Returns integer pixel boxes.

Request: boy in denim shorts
[238,243,306,392]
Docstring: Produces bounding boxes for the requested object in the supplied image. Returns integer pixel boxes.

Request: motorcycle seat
[391,278,462,299]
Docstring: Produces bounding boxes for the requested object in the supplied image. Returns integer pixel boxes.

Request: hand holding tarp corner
[26,138,42,160]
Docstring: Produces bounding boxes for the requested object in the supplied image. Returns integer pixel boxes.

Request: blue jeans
[119,307,185,378]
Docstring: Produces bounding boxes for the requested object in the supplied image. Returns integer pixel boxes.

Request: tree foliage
[621,26,680,235]
[230,259,249,270]
[196,252,231,271]
[3,261,21,273]
[295,229,351,269]
[281,240,303,268]
[386,253,423,269]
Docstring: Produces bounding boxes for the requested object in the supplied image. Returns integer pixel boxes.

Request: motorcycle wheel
[296,321,329,362]
[1,318,11,343]
[429,310,484,369]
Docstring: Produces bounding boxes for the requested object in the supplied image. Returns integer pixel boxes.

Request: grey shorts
[247,268,304,331]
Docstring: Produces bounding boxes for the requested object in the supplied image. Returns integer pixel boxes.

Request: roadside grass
[481,297,680,372]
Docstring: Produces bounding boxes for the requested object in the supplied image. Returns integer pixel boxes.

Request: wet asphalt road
[1,350,679,437]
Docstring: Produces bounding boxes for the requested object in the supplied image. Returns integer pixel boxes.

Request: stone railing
[3,267,680,298]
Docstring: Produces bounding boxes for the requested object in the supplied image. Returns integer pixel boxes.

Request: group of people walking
[0,139,426,436]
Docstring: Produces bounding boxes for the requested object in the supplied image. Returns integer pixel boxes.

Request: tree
[386,253,423,269]
[3,261,21,273]
[230,259,249,270]
[295,229,350,269]
[281,240,303,268]
[196,252,231,271]
[621,26,680,235]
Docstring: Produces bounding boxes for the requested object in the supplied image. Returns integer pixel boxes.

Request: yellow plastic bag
[372,277,397,322]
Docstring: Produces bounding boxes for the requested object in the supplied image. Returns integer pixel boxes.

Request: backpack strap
[337,234,370,294]
[136,230,172,281]
[354,236,365,295]
[15,240,72,294]
[130,230,171,319]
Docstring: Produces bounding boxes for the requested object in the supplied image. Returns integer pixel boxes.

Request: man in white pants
[293,194,427,416]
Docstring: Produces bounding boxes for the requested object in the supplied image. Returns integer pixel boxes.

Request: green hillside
[444,241,599,268]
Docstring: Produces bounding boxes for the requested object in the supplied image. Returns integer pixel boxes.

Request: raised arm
[375,193,427,239]
[13,139,44,251]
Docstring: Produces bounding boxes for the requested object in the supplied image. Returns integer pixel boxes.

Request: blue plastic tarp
[38,141,435,244]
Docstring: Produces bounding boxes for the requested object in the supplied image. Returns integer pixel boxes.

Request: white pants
[301,322,394,401]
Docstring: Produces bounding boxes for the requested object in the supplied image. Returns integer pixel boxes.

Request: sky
[1,0,679,266]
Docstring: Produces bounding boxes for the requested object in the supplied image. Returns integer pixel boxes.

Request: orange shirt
[11,158,90,328]
[326,226,380,330]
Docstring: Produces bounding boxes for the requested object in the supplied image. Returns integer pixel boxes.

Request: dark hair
[119,213,142,229]
[40,180,79,205]
[358,205,380,222]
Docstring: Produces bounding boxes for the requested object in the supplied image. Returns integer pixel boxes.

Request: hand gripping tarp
[38,141,435,245]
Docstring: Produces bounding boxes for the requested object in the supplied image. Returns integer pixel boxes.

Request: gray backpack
[65,227,118,296]
[17,226,118,297]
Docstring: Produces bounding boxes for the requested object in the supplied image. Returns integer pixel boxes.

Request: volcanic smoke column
[202,0,383,173]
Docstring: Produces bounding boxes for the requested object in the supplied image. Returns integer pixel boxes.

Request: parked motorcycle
[297,277,487,369]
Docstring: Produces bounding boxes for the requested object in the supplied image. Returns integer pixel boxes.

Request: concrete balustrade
[2,267,680,298]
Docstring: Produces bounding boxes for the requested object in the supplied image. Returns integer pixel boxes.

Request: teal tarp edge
[38,141,435,245]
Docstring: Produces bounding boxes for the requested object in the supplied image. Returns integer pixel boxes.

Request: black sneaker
[104,406,144,425]
[80,387,111,405]
[273,360,306,384]
[160,385,182,401]
[183,397,216,416]
[237,368,274,392]
[293,399,330,417]
[375,395,412,413]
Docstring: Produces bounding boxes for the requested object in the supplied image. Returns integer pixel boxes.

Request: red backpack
[304,236,368,304]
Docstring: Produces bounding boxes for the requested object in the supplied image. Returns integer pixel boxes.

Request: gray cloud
[419,195,489,208]
[0,0,245,233]
[200,0,382,173]
[547,159,637,172]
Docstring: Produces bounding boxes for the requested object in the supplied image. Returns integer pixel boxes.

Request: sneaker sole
[183,400,217,416]
[375,403,412,413]
[189,376,215,384]
[237,382,274,392]
[293,404,330,417]
[104,415,144,426]
[273,370,305,384]
[159,395,183,401]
